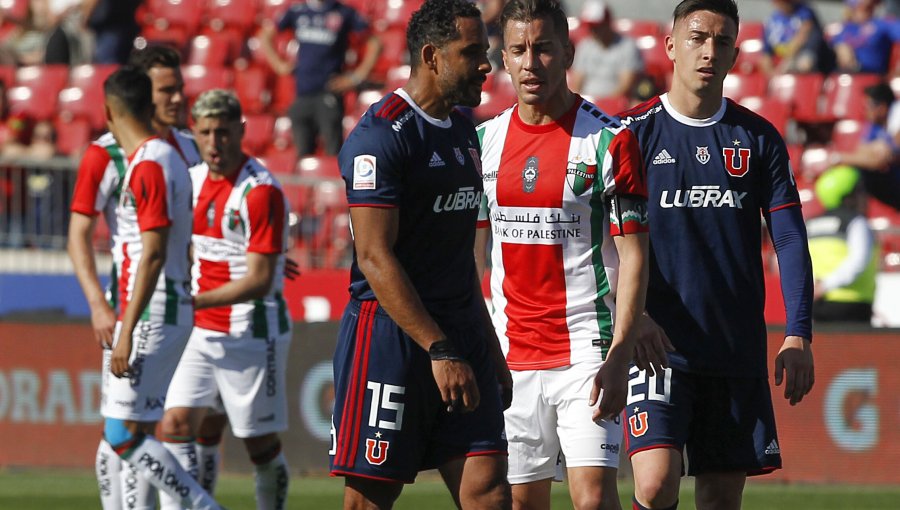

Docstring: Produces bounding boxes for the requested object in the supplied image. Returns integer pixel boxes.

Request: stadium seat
[139,24,190,48]
[0,65,15,88]
[270,73,296,114]
[592,95,629,116]
[260,145,298,175]
[0,0,27,19]
[8,85,57,121]
[53,116,91,156]
[830,119,864,152]
[738,96,790,137]
[186,34,234,67]
[181,65,234,102]
[612,18,661,39]
[242,113,276,156]
[68,64,117,91]
[635,35,672,87]
[768,73,824,122]
[15,65,69,100]
[734,37,765,74]
[141,0,204,36]
[821,73,882,122]
[722,72,767,102]
[736,20,764,45]
[380,0,423,30]
[205,0,258,36]
[474,72,517,122]
[370,28,408,84]
[297,155,341,182]
[799,145,835,181]
[58,86,107,132]
[233,66,271,114]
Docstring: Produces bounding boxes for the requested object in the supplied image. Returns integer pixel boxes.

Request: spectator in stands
[3,119,57,159]
[831,82,900,211]
[628,75,659,107]
[570,0,644,100]
[0,1,52,66]
[760,0,834,75]
[259,0,382,157]
[808,166,878,323]
[42,0,94,65]
[833,0,898,74]
[0,79,35,152]
[84,0,142,65]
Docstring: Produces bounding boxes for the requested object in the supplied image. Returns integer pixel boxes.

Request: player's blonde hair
[191,89,242,122]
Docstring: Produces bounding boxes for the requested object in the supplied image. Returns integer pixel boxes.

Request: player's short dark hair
[104,67,153,119]
[406,0,483,69]
[127,44,182,74]
[672,0,739,32]
[499,0,569,44]
[864,82,895,106]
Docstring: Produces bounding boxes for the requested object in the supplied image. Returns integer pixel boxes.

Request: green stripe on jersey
[107,262,118,310]
[105,145,128,201]
[164,278,179,325]
[589,128,615,348]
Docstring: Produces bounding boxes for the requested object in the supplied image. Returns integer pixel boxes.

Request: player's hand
[90,301,116,349]
[590,347,630,422]
[327,72,361,93]
[284,256,300,281]
[775,336,814,406]
[633,313,674,376]
[432,359,480,413]
[110,329,134,378]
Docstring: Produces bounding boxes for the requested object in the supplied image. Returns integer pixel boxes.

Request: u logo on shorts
[629,411,649,437]
[365,439,390,465]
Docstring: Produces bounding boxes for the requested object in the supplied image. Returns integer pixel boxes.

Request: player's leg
[625,366,694,510]
[288,96,317,157]
[243,433,289,510]
[439,454,511,510]
[317,91,345,156]
[694,471,745,510]
[196,410,228,493]
[555,361,623,510]
[343,476,404,510]
[95,438,123,509]
[158,406,206,510]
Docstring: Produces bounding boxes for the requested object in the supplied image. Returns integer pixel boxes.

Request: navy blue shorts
[329,299,507,483]
[624,365,781,476]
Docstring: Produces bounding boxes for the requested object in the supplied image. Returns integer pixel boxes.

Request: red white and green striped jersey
[476,98,647,370]
[112,137,193,325]
[189,157,291,338]
[70,132,128,239]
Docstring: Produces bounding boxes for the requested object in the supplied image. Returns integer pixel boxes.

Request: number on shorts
[626,366,672,405]
[366,382,406,430]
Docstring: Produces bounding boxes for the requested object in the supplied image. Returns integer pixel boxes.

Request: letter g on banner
[824,368,878,451]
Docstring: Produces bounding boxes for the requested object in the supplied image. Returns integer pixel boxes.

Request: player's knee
[460,471,511,510]
[571,485,618,510]
[158,409,192,439]
[633,472,679,509]
[246,434,281,463]
[344,476,403,509]
[104,418,141,455]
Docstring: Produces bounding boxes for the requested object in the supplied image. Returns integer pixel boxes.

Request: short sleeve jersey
[166,128,203,168]
[190,157,291,338]
[70,132,128,241]
[832,18,898,73]
[277,0,370,96]
[339,89,483,321]
[764,4,824,55]
[572,36,644,99]
[619,94,802,377]
[476,99,648,370]
[113,138,193,325]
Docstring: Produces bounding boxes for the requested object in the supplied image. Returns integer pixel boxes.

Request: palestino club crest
[722,147,751,177]
[365,439,389,465]
[628,411,649,437]
[566,156,597,195]
[695,146,710,165]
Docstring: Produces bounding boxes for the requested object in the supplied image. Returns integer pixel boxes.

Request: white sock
[159,440,199,510]
[196,442,221,494]
[120,460,158,510]
[254,452,289,510]
[126,435,221,510]
[96,439,123,510]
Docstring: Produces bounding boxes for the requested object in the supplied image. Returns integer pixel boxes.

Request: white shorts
[101,321,191,421]
[165,327,292,438]
[505,360,622,484]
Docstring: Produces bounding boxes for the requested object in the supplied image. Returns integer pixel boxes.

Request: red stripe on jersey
[193,177,232,238]
[609,128,648,196]
[617,96,662,119]
[166,130,188,164]
[70,144,112,216]
[476,219,490,229]
[194,259,233,332]
[118,242,131,320]
[769,202,800,213]
[501,243,571,368]
[246,185,285,253]
[347,302,375,468]
[375,94,402,118]
[131,161,171,231]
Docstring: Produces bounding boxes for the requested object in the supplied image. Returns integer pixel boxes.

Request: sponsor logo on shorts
[600,443,620,454]
[144,397,164,410]
[258,413,276,423]
[266,337,277,397]
[365,438,390,465]
[629,408,649,437]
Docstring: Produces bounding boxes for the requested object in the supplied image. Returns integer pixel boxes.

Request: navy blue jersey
[620,94,802,377]
[340,89,484,321]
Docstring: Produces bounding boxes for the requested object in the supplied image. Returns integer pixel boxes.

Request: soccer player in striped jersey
[618,1,815,509]
[330,0,511,508]
[158,90,292,510]
[474,0,648,508]
[98,68,222,510]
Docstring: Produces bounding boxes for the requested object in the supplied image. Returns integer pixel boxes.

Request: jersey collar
[660,93,727,127]
[394,88,453,129]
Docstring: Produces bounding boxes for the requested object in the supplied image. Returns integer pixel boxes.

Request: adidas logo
[653,149,676,165]
[764,439,780,455]
[429,152,445,167]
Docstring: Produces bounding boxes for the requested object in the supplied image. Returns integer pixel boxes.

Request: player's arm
[591,194,649,421]
[351,205,480,413]
[258,19,294,76]
[67,211,116,348]
[474,222,490,280]
[767,205,815,406]
[194,252,278,309]
[111,226,168,377]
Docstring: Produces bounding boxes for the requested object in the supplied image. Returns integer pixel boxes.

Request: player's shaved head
[673,0,739,31]
[500,0,570,44]
[407,0,483,70]
[104,68,153,120]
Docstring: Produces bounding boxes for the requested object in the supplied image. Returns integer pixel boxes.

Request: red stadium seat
[260,145,298,175]
[799,145,835,181]
[15,65,69,99]
[233,66,271,114]
[139,24,190,48]
[58,86,107,132]
[734,37,765,74]
[370,28,408,84]
[0,0,27,19]
[738,96,790,137]
[830,119,864,152]
[297,155,341,181]
[270,73,296,114]
[241,113,275,156]
[141,0,204,36]
[180,65,234,102]
[613,18,661,39]
[272,115,293,149]
[8,85,57,121]
[0,65,15,88]
[54,116,91,156]
[205,0,258,35]
[474,72,517,123]
[635,35,672,87]
[768,73,824,122]
[737,21,764,45]
[68,64,117,91]
[591,95,629,116]
[186,34,234,67]
[380,0,423,30]
[821,73,882,122]
[722,73,767,102]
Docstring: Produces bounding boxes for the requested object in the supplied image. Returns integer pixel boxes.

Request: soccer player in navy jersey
[616,1,815,509]
[329,0,512,508]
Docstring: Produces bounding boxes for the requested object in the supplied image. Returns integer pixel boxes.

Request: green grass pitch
[1,469,898,509]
